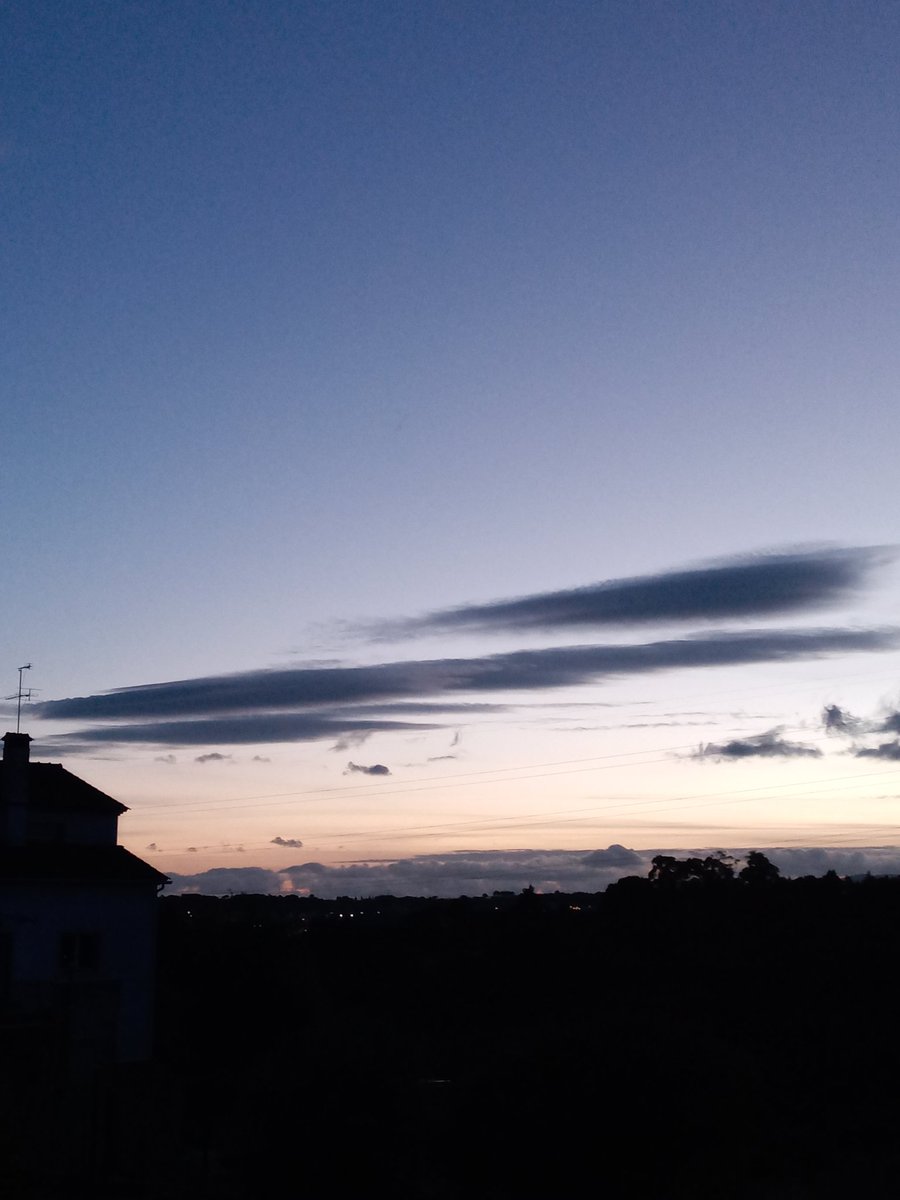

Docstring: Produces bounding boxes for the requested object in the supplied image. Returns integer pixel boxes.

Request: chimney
[2,731,31,845]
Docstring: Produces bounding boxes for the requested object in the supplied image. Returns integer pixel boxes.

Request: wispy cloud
[330,729,373,752]
[368,547,891,639]
[693,728,822,760]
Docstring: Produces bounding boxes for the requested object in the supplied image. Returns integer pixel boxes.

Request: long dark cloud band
[373,547,890,637]
[36,626,897,747]
[40,715,442,747]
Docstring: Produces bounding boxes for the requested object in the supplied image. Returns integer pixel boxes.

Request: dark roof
[0,844,169,886]
[0,762,128,816]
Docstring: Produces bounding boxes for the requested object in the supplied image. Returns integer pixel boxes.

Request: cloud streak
[371,547,890,638]
[41,715,443,749]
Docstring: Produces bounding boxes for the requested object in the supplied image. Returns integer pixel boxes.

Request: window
[59,932,100,973]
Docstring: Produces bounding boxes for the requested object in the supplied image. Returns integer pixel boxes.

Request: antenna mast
[15,663,32,734]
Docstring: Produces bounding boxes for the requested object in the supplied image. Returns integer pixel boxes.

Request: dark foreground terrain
[5,865,900,1198]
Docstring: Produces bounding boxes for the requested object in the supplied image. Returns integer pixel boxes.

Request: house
[0,730,169,1071]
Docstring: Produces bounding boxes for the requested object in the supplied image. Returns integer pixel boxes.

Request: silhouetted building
[0,731,168,1071]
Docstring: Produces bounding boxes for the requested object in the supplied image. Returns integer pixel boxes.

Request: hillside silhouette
[4,857,900,1197]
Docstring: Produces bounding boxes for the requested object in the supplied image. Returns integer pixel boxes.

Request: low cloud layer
[694,728,822,761]
[161,844,900,898]
[35,626,897,749]
[373,547,889,638]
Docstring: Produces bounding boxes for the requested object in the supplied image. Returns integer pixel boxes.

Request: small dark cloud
[252,755,270,762]
[186,846,198,853]
[879,709,900,734]
[855,740,900,760]
[145,843,159,851]
[693,728,822,760]
[195,752,231,763]
[271,836,304,848]
[822,704,865,736]
[154,754,176,764]
[427,754,458,762]
[345,761,391,776]
[371,547,891,638]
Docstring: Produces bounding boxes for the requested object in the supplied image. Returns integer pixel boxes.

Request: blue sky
[3,2,900,894]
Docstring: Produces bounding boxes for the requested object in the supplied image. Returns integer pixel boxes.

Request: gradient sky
[4,2,900,895]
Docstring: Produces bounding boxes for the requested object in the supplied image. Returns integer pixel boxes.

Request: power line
[137,761,900,856]
[135,745,694,814]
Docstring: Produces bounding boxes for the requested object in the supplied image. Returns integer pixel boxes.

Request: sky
[3,1,900,896]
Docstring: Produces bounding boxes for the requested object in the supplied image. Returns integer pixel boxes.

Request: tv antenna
[9,664,33,734]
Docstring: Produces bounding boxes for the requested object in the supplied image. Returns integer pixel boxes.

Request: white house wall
[0,881,160,1062]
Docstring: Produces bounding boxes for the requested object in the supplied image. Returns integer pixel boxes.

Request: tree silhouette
[648,852,735,887]
[739,851,781,886]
